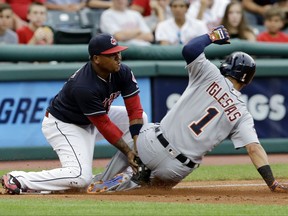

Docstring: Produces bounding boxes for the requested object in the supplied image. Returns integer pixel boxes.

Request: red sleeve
[16,27,33,44]
[131,0,151,16]
[87,114,123,144]
[124,94,143,121]
[256,33,264,42]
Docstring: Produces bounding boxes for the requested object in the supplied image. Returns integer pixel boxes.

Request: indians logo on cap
[110,36,117,45]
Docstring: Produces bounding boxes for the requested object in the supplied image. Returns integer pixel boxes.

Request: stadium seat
[46,10,82,29]
[46,10,93,44]
[77,8,104,36]
[53,28,92,44]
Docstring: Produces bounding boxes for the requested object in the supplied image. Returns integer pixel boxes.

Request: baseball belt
[155,127,198,169]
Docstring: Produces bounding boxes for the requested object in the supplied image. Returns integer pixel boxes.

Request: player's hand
[127,150,138,172]
[208,25,230,45]
[269,180,288,193]
[131,156,151,185]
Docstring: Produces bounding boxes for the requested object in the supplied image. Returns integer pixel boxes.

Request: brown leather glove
[131,156,151,186]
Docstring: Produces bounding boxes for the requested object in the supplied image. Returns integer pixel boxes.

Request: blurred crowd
[0,0,288,45]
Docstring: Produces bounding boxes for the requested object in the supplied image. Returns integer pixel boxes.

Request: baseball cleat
[1,174,21,195]
[87,173,128,193]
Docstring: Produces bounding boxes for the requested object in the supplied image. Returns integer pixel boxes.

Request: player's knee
[68,167,92,189]
[76,175,92,188]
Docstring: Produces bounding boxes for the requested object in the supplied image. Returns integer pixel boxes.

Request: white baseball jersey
[100,8,152,46]
[155,16,208,45]
[187,0,230,30]
[160,53,259,164]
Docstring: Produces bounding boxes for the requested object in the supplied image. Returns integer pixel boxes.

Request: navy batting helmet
[219,52,256,85]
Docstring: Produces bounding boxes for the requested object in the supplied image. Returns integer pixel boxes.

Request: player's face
[98,52,122,72]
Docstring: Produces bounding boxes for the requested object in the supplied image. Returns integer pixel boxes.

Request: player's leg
[4,114,95,193]
[137,124,197,187]
[89,106,148,192]
[94,106,148,181]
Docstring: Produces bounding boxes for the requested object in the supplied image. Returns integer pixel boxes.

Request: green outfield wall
[0,39,287,160]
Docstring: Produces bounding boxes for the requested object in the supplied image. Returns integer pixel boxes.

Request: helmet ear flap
[219,62,231,76]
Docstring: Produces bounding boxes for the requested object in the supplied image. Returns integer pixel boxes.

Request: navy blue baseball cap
[88,33,128,57]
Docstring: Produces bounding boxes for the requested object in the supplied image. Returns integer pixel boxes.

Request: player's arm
[246,143,288,193]
[87,114,138,170]
[182,25,230,65]
[242,0,270,15]
[87,0,112,9]
[124,94,144,153]
[124,94,151,184]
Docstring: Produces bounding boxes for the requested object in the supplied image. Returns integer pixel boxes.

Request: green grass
[1,163,288,216]
[184,163,288,181]
[0,198,287,216]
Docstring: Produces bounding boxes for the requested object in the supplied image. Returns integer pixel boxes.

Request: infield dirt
[0,154,287,205]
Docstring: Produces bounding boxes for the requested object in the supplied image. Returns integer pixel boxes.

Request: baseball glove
[209,25,230,45]
[130,156,151,186]
[269,180,288,193]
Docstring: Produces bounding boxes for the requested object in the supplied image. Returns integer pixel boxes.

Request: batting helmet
[219,52,256,85]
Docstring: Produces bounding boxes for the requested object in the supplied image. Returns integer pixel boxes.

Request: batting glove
[209,25,230,45]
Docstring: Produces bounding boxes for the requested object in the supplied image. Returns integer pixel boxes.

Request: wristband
[129,124,143,138]
[257,165,275,187]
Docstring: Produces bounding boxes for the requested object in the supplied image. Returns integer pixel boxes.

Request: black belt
[155,127,197,169]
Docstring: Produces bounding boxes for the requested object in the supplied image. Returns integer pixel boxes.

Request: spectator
[45,0,87,12]
[130,0,172,33]
[187,0,230,31]
[242,0,276,25]
[0,0,46,31]
[16,2,53,44]
[257,7,288,42]
[87,0,112,10]
[221,0,256,41]
[155,0,208,45]
[100,0,154,46]
[275,0,288,30]
[145,0,172,32]
[0,3,18,44]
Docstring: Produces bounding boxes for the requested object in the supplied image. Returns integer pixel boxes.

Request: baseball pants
[9,106,147,192]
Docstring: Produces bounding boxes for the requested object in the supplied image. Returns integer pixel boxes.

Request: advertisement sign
[0,79,151,147]
[152,77,288,138]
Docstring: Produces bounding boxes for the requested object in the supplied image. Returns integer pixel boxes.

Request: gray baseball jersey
[160,53,259,164]
[92,35,260,189]
[94,53,260,188]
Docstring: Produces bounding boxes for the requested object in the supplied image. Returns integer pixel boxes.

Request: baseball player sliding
[88,25,288,193]
[1,33,147,195]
